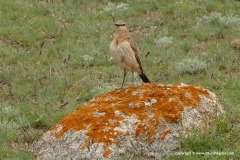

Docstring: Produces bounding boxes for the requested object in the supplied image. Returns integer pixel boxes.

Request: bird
[110,20,150,88]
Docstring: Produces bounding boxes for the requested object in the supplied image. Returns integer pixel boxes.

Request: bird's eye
[115,24,126,27]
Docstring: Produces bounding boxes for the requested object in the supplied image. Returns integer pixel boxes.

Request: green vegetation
[0,0,239,159]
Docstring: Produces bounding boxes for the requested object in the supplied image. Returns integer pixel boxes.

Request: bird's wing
[126,38,144,73]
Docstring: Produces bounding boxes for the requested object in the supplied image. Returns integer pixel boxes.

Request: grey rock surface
[33,83,224,159]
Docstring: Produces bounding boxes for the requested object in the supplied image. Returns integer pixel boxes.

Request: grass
[0,0,239,159]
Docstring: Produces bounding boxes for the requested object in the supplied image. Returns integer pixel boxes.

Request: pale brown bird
[110,20,150,88]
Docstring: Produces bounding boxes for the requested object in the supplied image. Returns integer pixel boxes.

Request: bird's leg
[121,71,127,88]
[132,71,134,86]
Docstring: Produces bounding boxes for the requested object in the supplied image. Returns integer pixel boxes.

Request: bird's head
[114,20,128,31]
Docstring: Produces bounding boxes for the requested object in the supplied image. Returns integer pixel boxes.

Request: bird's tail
[139,73,150,83]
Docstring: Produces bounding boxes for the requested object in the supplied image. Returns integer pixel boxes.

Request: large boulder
[33,83,224,159]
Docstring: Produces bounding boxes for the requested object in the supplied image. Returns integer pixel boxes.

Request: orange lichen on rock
[160,129,170,140]
[103,149,112,158]
[50,83,210,151]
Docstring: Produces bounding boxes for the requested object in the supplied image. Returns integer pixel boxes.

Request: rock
[230,39,240,64]
[230,39,240,51]
[33,83,224,159]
